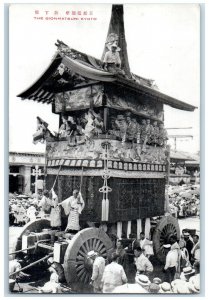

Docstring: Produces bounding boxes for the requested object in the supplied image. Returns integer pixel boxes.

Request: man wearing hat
[163,244,178,283]
[159,282,173,293]
[103,42,121,73]
[183,232,194,263]
[152,277,162,285]
[135,274,151,292]
[89,251,105,293]
[180,266,195,282]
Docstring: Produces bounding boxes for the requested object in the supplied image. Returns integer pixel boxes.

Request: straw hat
[153,277,162,285]
[160,282,172,293]
[135,274,151,286]
[183,266,195,276]
[87,250,98,258]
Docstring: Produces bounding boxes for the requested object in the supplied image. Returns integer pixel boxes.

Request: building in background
[169,150,200,185]
[9,152,45,194]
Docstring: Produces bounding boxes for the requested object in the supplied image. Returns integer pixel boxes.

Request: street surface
[8,216,200,294]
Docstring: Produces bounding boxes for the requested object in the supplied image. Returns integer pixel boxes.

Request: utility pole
[166,127,193,152]
[168,135,193,152]
[32,165,42,200]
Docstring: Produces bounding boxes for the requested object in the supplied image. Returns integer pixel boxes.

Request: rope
[99,142,112,221]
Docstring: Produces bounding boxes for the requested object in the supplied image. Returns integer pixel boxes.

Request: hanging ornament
[99,141,112,221]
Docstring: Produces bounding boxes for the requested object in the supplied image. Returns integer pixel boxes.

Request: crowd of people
[87,230,200,294]
[9,230,200,294]
[167,184,200,218]
[9,189,85,233]
[9,186,200,294]
[9,193,40,226]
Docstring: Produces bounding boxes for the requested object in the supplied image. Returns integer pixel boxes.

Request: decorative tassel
[99,141,112,222]
[102,198,106,221]
[105,198,109,221]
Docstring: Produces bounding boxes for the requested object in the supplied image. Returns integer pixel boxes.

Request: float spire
[101,4,131,77]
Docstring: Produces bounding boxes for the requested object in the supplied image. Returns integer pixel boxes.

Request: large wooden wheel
[64,227,114,286]
[12,219,51,255]
[152,215,180,263]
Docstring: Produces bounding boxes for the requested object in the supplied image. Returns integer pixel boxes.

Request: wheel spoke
[77,267,85,278]
[84,273,89,284]
[100,247,106,254]
[80,270,87,282]
[78,248,86,257]
[97,243,105,252]
[92,238,97,249]
[94,240,101,251]
[81,243,88,254]
[76,264,85,272]
[85,273,90,284]
[77,255,84,260]
[85,241,90,252]
[89,238,93,250]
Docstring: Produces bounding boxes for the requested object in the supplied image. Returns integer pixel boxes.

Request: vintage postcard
[8,3,200,295]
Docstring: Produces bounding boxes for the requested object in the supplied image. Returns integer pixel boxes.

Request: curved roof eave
[17,53,63,99]
[17,50,197,112]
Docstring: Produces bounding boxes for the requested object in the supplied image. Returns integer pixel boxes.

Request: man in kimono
[59,189,85,233]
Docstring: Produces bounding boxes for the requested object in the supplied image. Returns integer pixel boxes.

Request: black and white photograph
[8,3,201,295]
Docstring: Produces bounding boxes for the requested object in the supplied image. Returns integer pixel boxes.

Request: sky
[9,3,200,154]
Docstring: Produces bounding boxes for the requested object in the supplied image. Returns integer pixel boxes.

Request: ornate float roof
[17,5,196,112]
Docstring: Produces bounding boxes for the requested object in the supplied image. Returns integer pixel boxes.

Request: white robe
[60,193,84,231]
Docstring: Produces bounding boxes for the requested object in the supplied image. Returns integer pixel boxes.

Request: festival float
[13,5,196,289]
